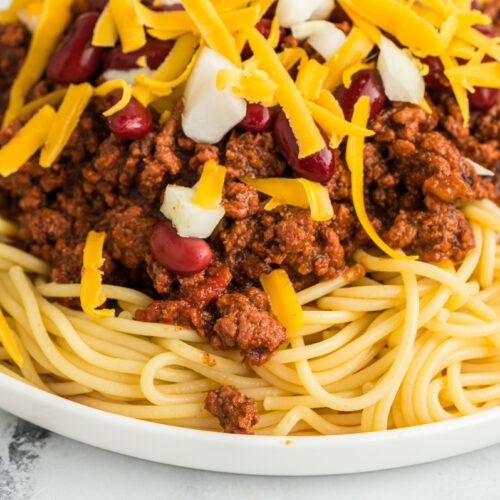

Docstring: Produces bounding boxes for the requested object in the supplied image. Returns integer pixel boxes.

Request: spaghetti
[1,201,500,435]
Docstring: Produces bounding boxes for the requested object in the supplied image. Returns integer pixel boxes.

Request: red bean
[149,3,185,11]
[263,1,277,19]
[238,103,273,132]
[242,18,286,59]
[106,94,153,139]
[47,13,104,84]
[468,87,499,111]
[85,0,107,11]
[331,4,350,23]
[103,40,174,70]
[334,69,386,121]
[273,110,335,184]
[422,56,449,91]
[474,24,494,37]
[150,221,213,276]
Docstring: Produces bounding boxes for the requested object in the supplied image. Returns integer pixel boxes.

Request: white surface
[1,408,500,500]
[2,372,500,476]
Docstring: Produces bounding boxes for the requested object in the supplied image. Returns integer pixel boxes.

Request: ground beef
[204,385,259,435]
[212,291,288,365]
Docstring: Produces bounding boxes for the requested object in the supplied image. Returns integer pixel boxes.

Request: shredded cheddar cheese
[295,59,329,101]
[3,0,73,126]
[40,83,93,168]
[181,0,240,65]
[109,0,146,53]
[242,177,334,222]
[14,88,67,122]
[94,79,133,116]
[260,269,303,333]
[193,159,227,210]
[81,231,115,319]
[323,27,374,91]
[247,28,324,159]
[92,4,118,47]
[0,308,23,367]
[0,105,56,177]
[347,96,416,260]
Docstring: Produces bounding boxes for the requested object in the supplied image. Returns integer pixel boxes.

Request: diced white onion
[161,185,225,239]
[291,20,329,40]
[154,0,182,5]
[102,68,153,86]
[310,0,335,20]
[17,9,39,33]
[307,22,346,61]
[182,47,246,145]
[466,158,495,177]
[276,0,333,28]
[377,36,425,105]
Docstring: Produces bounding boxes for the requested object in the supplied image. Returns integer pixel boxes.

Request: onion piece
[466,158,495,177]
[161,185,225,239]
[307,22,346,61]
[102,68,153,86]
[182,47,246,144]
[377,36,425,104]
[276,0,333,28]
[17,9,39,33]
[291,20,329,40]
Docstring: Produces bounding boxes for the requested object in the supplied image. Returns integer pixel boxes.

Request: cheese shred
[81,231,115,319]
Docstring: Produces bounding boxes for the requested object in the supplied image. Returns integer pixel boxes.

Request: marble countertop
[1,409,500,500]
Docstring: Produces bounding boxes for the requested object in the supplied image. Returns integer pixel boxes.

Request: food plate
[2,371,500,476]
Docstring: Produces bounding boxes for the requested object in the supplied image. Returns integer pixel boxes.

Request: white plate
[1,372,500,475]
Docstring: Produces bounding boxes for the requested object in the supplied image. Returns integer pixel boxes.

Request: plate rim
[1,371,500,475]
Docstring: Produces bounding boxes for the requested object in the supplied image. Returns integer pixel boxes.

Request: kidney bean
[238,103,273,132]
[422,56,449,91]
[47,12,104,84]
[263,1,277,19]
[468,87,499,111]
[474,24,494,37]
[242,18,286,59]
[273,110,335,184]
[331,4,350,23]
[85,0,107,11]
[334,69,386,121]
[150,221,213,276]
[103,39,174,70]
[106,94,153,139]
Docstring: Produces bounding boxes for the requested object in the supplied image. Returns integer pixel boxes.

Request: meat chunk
[224,130,286,178]
[205,385,259,434]
[213,292,288,365]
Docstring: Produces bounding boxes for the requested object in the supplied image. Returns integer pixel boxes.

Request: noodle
[1,202,500,435]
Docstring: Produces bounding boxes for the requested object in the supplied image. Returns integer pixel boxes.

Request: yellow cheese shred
[277,47,309,71]
[216,61,278,106]
[3,0,73,126]
[306,101,375,139]
[193,159,227,209]
[0,105,56,178]
[247,28,325,159]
[314,90,345,148]
[81,231,115,319]
[108,0,146,53]
[13,88,67,122]
[40,83,93,168]
[323,27,374,92]
[0,0,32,23]
[440,54,470,125]
[0,308,23,367]
[181,0,240,65]
[347,96,416,261]
[260,269,303,334]
[295,59,329,101]
[242,177,334,222]
[92,4,118,47]
[94,80,133,116]
[445,61,500,89]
